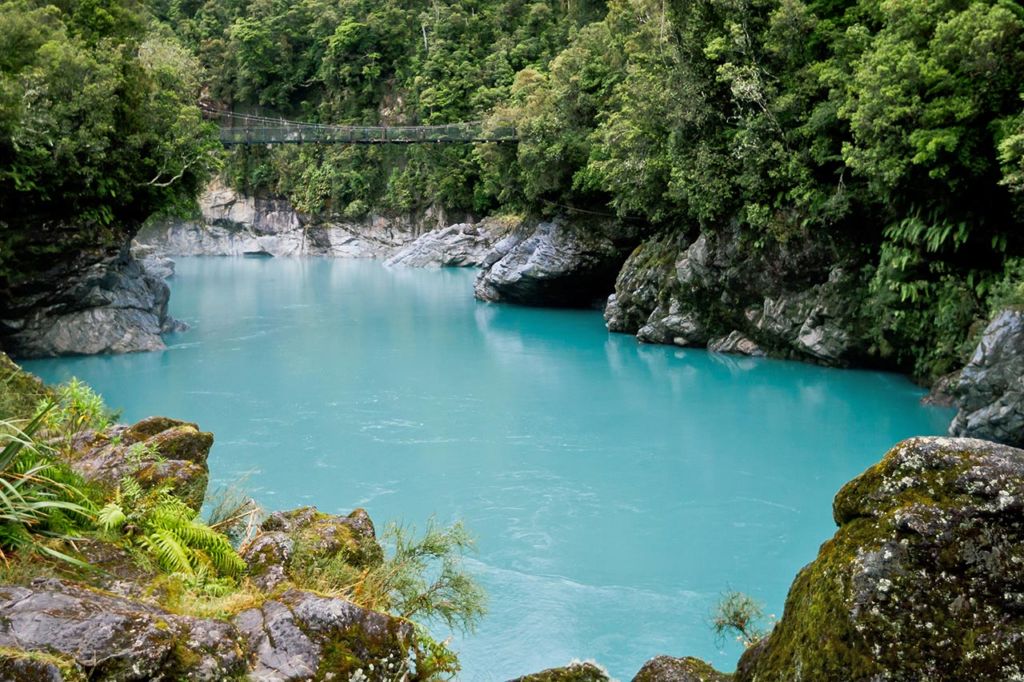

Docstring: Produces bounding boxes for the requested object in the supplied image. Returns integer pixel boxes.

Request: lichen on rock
[244,506,384,591]
[66,416,213,510]
[509,660,612,682]
[631,655,730,682]
[736,436,1024,681]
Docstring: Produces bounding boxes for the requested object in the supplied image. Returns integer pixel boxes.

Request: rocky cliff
[0,245,183,359]
[604,225,859,364]
[474,219,639,307]
[137,180,468,259]
[949,309,1024,447]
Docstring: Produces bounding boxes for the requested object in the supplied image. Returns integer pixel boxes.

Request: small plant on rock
[712,590,770,648]
[99,481,246,579]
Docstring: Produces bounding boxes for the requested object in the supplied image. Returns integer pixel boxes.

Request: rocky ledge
[385,216,517,268]
[137,180,466,260]
[605,226,856,364]
[0,248,183,359]
[474,220,637,307]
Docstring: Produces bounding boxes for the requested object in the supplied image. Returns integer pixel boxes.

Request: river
[22,257,953,679]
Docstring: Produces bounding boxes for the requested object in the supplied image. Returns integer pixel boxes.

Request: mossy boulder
[632,656,730,682]
[509,661,611,682]
[0,578,247,680]
[232,588,414,681]
[65,417,212,510]
[243,506,384,590]
[736,437,1024,681]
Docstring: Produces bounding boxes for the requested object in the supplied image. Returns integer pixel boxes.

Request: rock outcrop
[474,220,635,307]
[0,578,414,682]
[949,309,1024,447]
[0,250,183,358]
[632,656,729,682]
[234,589,413,681]
[385,217,516,268]
[66,416,213,510]
[243,506,384,591]
[735,437,1024,681]
[606,225,858,363]
[0,578,247,681]
[137,180,462,260]
[509,661,612,682]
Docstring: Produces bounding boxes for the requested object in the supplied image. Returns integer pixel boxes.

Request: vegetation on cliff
[0,0,219,299]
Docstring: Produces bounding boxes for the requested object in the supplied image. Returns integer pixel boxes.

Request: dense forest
[2,0,1024,379]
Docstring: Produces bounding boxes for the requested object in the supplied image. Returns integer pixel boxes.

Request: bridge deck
[213,116,516,146]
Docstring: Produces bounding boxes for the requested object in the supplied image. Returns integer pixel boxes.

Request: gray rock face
[631,656,728,682]
[1,254,181,358]
[605,224,858,363]
[950,309,1024,447]
[475,221,632,307]
[707,331,765,357]
[385,217,512,267]
[736,436,1024,681]
[137,180,459,260]
[0,579,414,682]
[67,416,213,510]
[233,589,414,681]
[0,578,247,681]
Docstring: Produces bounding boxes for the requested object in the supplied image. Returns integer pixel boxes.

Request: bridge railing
[216,120,517,146]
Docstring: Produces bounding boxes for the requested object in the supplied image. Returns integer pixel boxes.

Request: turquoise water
[22,257,953,679]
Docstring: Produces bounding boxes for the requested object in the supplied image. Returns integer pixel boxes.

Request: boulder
[1,254,181,358]
[233,589,414,681]
[66,416,213,510]
[735,437,1024,681]
[950,309,1024,447]
[508,661,611,682]
[244,507,384,591]
[0,578,247,681]
[386,217,512,268]
[631,656,729,682]
[475,221,632,307]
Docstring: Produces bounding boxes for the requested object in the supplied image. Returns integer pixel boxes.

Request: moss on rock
[736,437,1024,681]
[510,661,612,682]
[632,655,730,682]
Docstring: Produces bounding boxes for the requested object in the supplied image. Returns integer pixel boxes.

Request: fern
[136,495,246,577]
[97,503,127,532]
[140,528,195,575]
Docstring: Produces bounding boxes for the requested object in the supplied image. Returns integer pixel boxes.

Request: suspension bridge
[203,107,518,146]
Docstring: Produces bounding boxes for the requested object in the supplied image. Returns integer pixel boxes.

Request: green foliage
[106,482,246,578]
[366,519,486,634]
[712,590,769,649]
[0,409,95,566]
[0,0,220,291]
[36,377,115,451]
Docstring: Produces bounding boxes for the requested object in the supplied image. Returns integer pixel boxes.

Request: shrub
[712,591,769,648]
